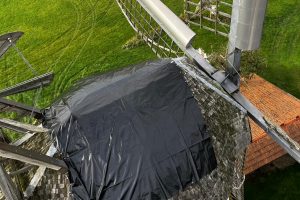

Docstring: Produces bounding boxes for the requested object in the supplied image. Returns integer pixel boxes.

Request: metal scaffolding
[184,0,232,37]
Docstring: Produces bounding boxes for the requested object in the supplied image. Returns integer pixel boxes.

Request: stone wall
[173,59,251,200]
[23,134,71,200]
[30,169,70,200]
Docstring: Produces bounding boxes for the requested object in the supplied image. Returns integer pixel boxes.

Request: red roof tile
[240,74,300,174]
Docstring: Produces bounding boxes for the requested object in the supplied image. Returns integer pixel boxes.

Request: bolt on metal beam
[137,0,196,50]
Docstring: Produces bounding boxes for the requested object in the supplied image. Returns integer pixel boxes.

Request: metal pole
[226,0,268,86]
[226,46,242,86]
[226,0,242,86]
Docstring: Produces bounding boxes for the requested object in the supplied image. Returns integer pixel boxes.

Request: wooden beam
[0,133,37,164]
[0,98,43,119]
[0,72,54,98]
[9,164,34,177]
[10,132,37,146]
[0,128,7,143]
[0,118,49,134]
[0,164,22,200]
[0,32,23,59]
[23,144,58,198]
[0,142,67,171]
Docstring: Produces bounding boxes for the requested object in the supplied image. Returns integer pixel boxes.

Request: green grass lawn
[0,0,298,106]
[259,0,300,98]
[0,0,156,108]
[245,164,300,200]
[0,0,299,199]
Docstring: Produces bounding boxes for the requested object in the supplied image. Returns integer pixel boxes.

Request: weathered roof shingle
[240,74,300,174]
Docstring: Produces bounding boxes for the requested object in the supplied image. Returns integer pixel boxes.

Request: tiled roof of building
[240,74,300,174]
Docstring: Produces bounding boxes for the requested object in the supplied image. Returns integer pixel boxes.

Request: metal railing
[184,0,232,37]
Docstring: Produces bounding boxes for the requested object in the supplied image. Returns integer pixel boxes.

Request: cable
[8,39,39,77]
[5,39,44,119]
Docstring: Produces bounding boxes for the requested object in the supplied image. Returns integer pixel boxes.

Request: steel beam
[231,92,300,162]
[0,118,49,135]
[0,72,54,98]
[226,0,242,86]
[225,0,268,86]
[226,47,242,86]
[0,142,67,171]
[231,0,268,51]
[0,98,43,119]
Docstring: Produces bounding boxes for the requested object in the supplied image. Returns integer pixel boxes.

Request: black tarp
[45,59,217,200]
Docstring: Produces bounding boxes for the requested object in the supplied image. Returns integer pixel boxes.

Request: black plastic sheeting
[45,59,217,200]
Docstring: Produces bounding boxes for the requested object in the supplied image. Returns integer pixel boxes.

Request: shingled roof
[240,74,300,174]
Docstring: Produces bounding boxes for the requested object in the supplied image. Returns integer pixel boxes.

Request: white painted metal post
[226,0,268,86]
[137,0,196,49]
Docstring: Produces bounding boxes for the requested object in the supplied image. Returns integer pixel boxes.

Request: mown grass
[259,0,300,98]
[1,0,297,107]
[0,0,299,199]
[0,0,156,108]
[245,164,300,200]
[0,0,227,108]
